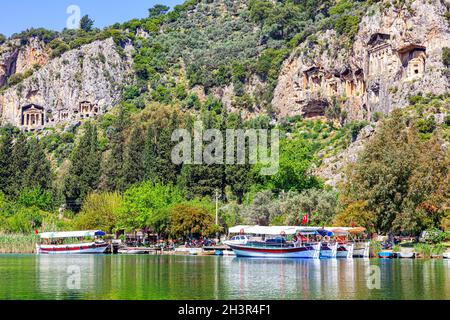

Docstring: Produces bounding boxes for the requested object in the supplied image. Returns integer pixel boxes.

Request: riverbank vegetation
[0,94,448,247]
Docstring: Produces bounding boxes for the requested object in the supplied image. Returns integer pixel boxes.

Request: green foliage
[7,70,34,87]
[328,0,354,15]
[11,28,58,44]
[103,108,128,192]
[0,33,6,45]
[74,192,122,233]
[334,14,360,39]
[64,122,101,211]
[17,188,54,212]
[421,228,449,244]
[0,128,14,194]
[341,110,449,234]
[148,4,170,18]
[80,15,95,32]
[122,126,145,188]
[442,47,450,67]
[118,181,183,232]
[169,202,217,238]
[22,138,53,192]
[416,117,436,134]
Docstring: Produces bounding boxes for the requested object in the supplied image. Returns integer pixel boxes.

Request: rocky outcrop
[273,0,450,121]
[0,37,50,88]
[0,38,133,130]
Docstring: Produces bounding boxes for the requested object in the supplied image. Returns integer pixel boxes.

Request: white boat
[320,242,338,258]
[397,251,416,259]
[36,230,109,255]
[443,252,450,259]
[353,242,370,258]
[223,235,251,246]
[336,243,354,258]
[118,248,148,255]
[229,242,321,259]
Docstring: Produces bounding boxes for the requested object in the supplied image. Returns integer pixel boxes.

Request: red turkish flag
[35,229,39,235]
[301,214,309,225]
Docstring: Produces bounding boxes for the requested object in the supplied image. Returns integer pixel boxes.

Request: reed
[414,243,446,258]
[369,240,382,257]
[0,233,38,254]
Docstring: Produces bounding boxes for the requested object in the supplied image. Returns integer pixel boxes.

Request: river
[0,255,448,300]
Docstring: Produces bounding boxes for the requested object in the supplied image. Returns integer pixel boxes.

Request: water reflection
[0,255,448,300]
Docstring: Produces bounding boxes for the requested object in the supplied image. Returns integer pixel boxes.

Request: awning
[228,226,321,236]
[39,230,106,239]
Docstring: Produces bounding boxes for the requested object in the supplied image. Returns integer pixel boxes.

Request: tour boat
[378,251,395,258]
[118,248,148,255]
[397,251,415,259]
[229,242,321,259]
[36,230,109,255]
[352,242,370,258]
[336,243,355,258]
[443,252,450,259]
[320,242,338,258]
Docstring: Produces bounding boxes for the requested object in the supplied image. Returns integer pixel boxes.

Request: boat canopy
[39,230,106,239]
[229,226,366,236]
[229,226,321,236]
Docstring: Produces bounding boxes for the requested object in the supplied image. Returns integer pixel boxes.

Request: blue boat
[378,251,395,258]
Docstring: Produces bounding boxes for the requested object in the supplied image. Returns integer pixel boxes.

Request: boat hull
[353,243,370,258]
[229,243,320,259]
[37,242,109,255]
[397,252,415,259]
[336,243,354,258]
[444,252,450,259]
[378,251,395,258]
[320,243,338,258]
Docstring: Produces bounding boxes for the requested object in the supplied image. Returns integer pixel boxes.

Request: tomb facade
[21,104,44,130]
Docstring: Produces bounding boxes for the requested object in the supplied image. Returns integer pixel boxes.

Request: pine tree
[0,127,14,194]
[23,138,53,191]
[64,123,101,211]
[123,126,145,188]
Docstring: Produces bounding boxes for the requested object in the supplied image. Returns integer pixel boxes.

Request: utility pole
[215,189,220,242]
[215,189,219,225]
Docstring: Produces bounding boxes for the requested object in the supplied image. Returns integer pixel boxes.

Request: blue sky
[1,0,184,37]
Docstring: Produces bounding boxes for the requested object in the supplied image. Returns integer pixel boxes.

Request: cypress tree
[123,126,145,188]
[103,108,128,192]
[225,113,252,203]
[144,111,180,184]
[8,132,30,197]
[0,127,14,194]
[23,138,53,191]
[64,122,100,211]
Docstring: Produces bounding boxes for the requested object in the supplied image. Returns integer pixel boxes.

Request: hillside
[0,0,448,238]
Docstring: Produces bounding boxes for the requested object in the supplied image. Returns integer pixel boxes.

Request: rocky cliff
[0,37,133,130]
[273,0,450,121]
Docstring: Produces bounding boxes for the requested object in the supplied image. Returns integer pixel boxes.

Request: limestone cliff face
[0,38,133,130]
[0,38,50,87]
[273,0,450,121]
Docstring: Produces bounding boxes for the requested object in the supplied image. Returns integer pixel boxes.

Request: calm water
[0,255,449,300]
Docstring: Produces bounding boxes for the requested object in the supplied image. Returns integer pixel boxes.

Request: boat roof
[229,225,366,236]
[229,226,321,236]
[39,230,106,239]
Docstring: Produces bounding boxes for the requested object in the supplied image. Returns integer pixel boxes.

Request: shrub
[442,47,450,68]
